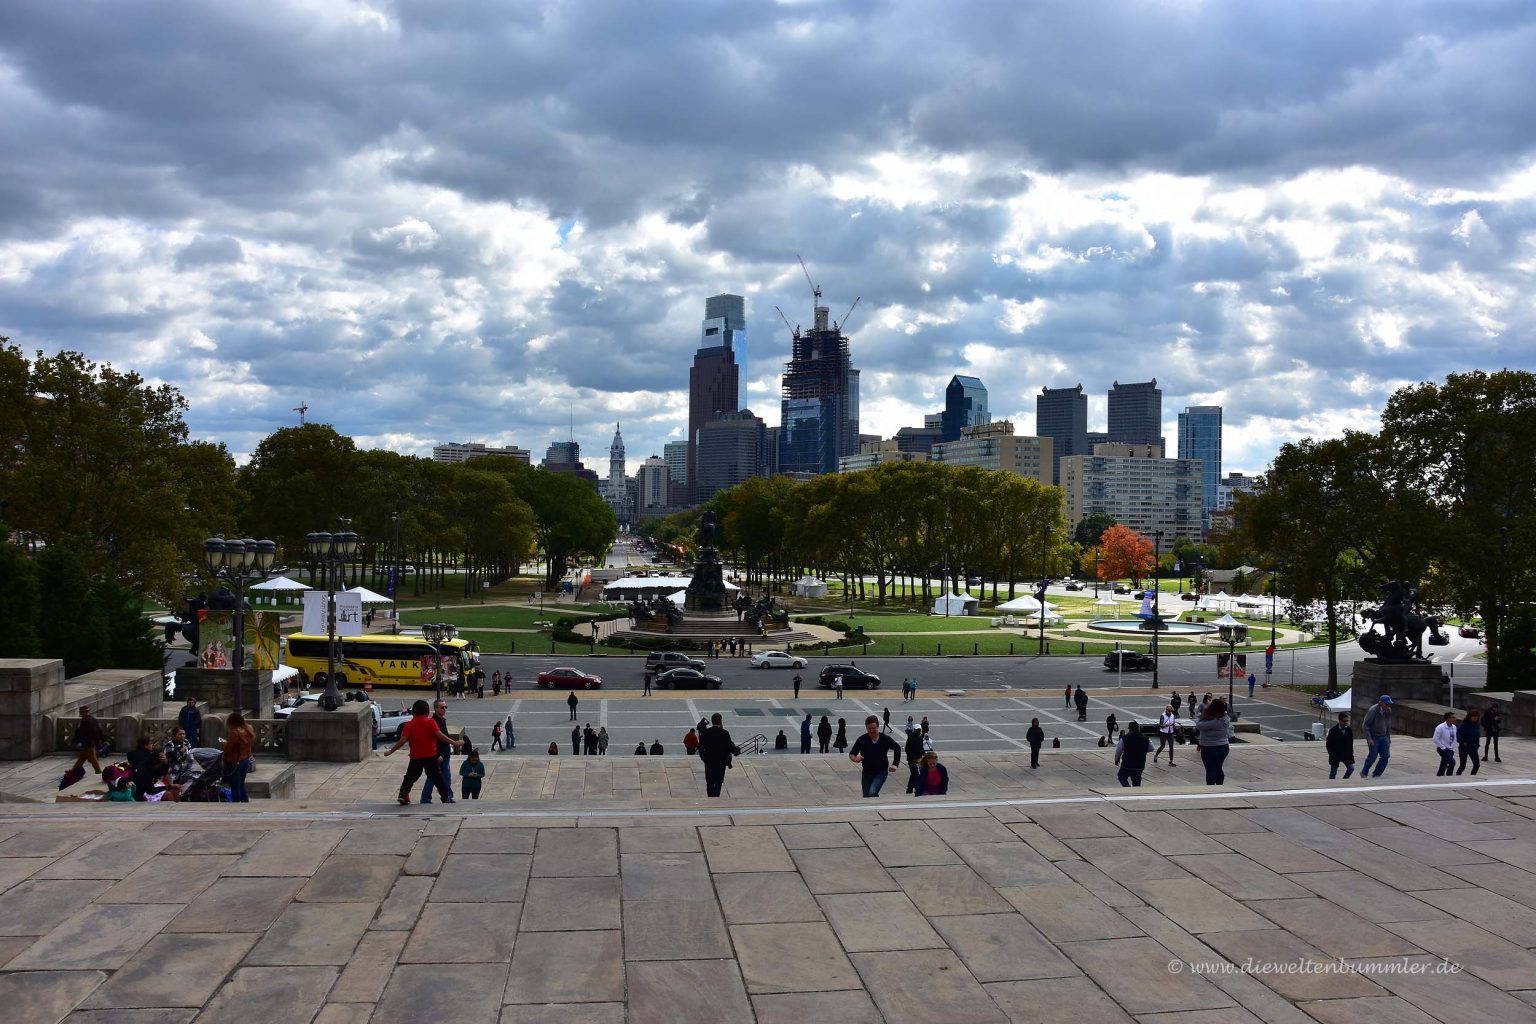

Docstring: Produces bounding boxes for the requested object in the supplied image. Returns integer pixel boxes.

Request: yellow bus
[284,633,479,690]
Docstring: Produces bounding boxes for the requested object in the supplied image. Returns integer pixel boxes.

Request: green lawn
[398,605,604,629]
[456,630,604,656]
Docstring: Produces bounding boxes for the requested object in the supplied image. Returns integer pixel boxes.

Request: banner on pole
[302,591,363,636]
[1216,653,1247,680]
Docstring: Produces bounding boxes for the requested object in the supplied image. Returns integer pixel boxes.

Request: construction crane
[835,297,861,334]
[797,254,821,306]
[773,305,799,339]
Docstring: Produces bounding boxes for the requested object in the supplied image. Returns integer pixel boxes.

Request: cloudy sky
[2,0,1532,477]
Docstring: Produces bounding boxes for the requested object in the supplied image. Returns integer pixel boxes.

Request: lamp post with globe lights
[202,536,278,716]
[305,523,360,710]
[421,623,458,701]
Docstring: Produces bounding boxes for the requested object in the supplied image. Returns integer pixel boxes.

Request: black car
[654,668,723,689]
[644,651,707,678]
[1063,581,1085,591]
[1104,651,1154,671]
[818,665,882,689]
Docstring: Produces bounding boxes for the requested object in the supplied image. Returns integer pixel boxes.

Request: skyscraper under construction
[778,274,860,477]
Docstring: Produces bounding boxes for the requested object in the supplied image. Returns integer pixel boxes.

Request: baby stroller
[179,748,233,803]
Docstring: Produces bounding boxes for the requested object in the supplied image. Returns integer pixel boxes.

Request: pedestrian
[913,750,949,796]
[1074,685,1088,721]
[1170,691,1182,717]
[491,720,504,751]
[163,726,196,787]
[1360,694,1393,777]
[643,671,652,696]
[126,736,176,802]
[1199,692,1213,717]
[634,742,647,755]
[849,715,903,797]
[179,697,202,747]
[909,678,918,702]
[833,718,848,753]
[584,724,597,755]
[792,674,802,699]
[904,725,925,792]
[385,699,460,805]
[903,678,912,701]
[597,726,609,755]
[817,715,832,753]
[1026,718,1045,769]
[904,715,915,733]
[775,730,788,750]
[1196,697,1232,786]
[1457,709,1482,776]
[1105,713,1118,742]
[505,713,515,749]
[1064,684,1072,708]
[571,724,582,757]
[567,691,579,720]
[684,728,700,755]
[882,706,891,733]
[420,699,453,803]
[222,710,255,803]
[492,669,502,696]
[649,739,664,755]
[1325,712,1355,778]
[1154,706,1177,765]
[920,715,930,737]
[69,706,106,777]
[1115,721,1152,787]
[459,750,485,800]
[697,717,708,738]
[1187,691,1197,716]
[699,712,742,798]
[1434,711,1458,776]
[835,674,844,700]
[800,714,813,754]
[1483,703,1503,763]
[1248,672,1257,699]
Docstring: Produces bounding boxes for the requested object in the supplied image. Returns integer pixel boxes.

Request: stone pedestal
[1350,661,1445,708]
[172,668,270,717]
[685,549,730,613]
[0,661,65,760]
[285,701,372,763]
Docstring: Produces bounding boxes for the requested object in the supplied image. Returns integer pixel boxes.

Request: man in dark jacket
[649,739,664,755]
[567,691,579,720]
[1326,713,1355,779]
[800,714,813,754]
[178,697,202,747]
[904,726,925,793]
[422,700,453,803]
[849,715,902,798]
[816,716,833,753]
[1026,719,1046,769]
[1114,722,1152,787]
[72,706,106,775]
[1074,685,1089,722]
[571,725,582,757]
[698,713,742,798]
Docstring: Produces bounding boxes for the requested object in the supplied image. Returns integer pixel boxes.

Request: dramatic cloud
[0,0,1532,478]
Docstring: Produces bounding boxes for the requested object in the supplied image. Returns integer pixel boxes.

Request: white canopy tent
[1323,688,1353,712]
[994,595,1060,614]
[791,576,829,598]
[931,592,980,616]
[345,586,394,606]
[601,576,739,601]
[1212,612,1245,628]
[1093,595,1121,608]
[249,575,310,605]
[1197,591,1238,612]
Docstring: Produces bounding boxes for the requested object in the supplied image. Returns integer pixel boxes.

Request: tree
[237,423,359,566]
[504,463,616,589]
[0,541,41,658]
[36,547,108,677]
[1074,512,1117,549]
[1099,525,1154,585]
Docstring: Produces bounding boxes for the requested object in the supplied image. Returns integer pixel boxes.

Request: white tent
[345,586,394,606]
[791,576,829,598]
[250,576,310,592]
[995,595,1060,614]
[667,590,688,607]
[1197,591,1237,612]
[601,576,739,601]
[1093,595,1121,608]
[931,592,980,616]
[1323,688,1353,712]
[1212,613,1245,628]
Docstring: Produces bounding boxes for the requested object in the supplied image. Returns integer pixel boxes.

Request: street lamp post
[1269,566,1280,648]
[942,524,952,619]
[422,622,458,701]
[203,536,277,716]
[1151,529,1163,691]
[1038,525,1053,655]
[1226,627,1239,706]
[1093,548,1100,599]
[304,522,360,710]
[390,511,401,635]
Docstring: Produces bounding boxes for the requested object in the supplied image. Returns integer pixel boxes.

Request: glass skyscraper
[778,301,860,476]
[941,375,989,442]
[1036,384,1088,484]
[1177,405,1223,530]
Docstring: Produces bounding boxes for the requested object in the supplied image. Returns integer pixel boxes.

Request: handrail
[740,732,769,755]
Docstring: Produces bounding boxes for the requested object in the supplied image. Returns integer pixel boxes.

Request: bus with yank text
[283,633,479,690]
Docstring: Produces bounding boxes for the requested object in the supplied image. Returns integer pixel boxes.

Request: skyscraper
[695,409,766,502]
[1035,384,1088,485]
[543,439,580,467]
[1107,379,1163,451]
[1177,405,1223,530]
[663,440,689,485]
[940,375,989,442]
[688,296,742,498]
[704,293,747,405]
[637,456,670,510]
[778,294,860,476]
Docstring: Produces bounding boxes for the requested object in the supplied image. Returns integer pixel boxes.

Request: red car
[1458,625,1481,639]
[537,667,603,689]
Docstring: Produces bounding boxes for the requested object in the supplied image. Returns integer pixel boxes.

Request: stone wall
[285,701,372,763]
[172,668,271,718]
[1,660,163,760]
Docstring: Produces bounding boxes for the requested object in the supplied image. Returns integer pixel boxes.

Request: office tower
[695,409,766,502]
[637,456,670,510]
[941,376,989,442]
[432,442,530,465]
[1060,444,1203,543]
[778,294,860,476]
[929,421,1053,484]
[1217,471,1262,510]
[663,441,689,485]
[1107,379,1163,451]
[1177,405,1223,530]
[893,424,942,456]
[762,427,780,475]
[1035,384,1089,485]
[689,296,742,495]
[839,439,930,472]
[704,293,748,405]
[543,439,580,467]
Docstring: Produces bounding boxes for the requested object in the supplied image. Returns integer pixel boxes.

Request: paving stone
[1065,837,1190,882]
[335,824,427,856]
[520,875,621,931]
[776,822,873,850]
[36,832,180,880]
[1440,861,1536,911]
[818,892,945,952]
[1059,937,1234,1015]
[530,828,618,877]
[1460,838,1536,873]
[1292,995,1443,1024]
[623,899,732,960]
[711,871,822,925]
[998,883,1144,942]
[1410,886,1536,946]
[166,875,305,933]
[627,959,752,1024]
[0,829,103,858]
[0,971,107,1024]
[1360,802,1514,842]
[702,825,795,872]
[0,879,112,935]
[372,874,434,931]
[1345,954,1536,1023]
[7,903,180,971]
[933,913,1080,983]
[1121,812,1231,856]
[618,825,700,853]
[506,929,624,1003]
[97,855,233,904]
[1124,878,1278,934]
[732,921,861,994]
[889,864,1014,916]
[1032,811,1130,839]
[927,817,1022,845]
[403,835,453,875]
[853,820,962,866]
[432,854,531,901]
[1246,898,1424,959]
[501,1004,626,1024]
[1170,854,1311,900]
[223,828,343,877]
[791,846,898,894]
[1349,826,1496,867]
[619,851,712,900]
[954,841,1071,887]
[1007,821,1080,861]
[851,949,1008,1024]
[81,932,256,1009]
[161,829,265,855]
[244,902,375,966]
[297,855,404,903]
[1289,871,1449,924]
[313,1005,373,1024]
[0,856,50,896]
[1056,859,1145,907]
[450,827,537,855]
[1168,810,1268,834]
[751,990,882,1024]
[1200,929,1386,1000]
[330,929,408,1003]
[1302,805,1398,830]
[1384,918,1536,990]
[982,977,1136,1024]
[199,966,338,1024]
[401,902,520,964]
[65,1010,198,1024]
[1133,1009,1265,1024]
[0,935,34,967]
[1214,832,1349,874]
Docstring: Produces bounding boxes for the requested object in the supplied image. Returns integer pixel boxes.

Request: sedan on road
[655,668,723,689]
[537,666,604,689]
[749,650,808,669]
[818,665,882,689]
[1103,651,1154,671]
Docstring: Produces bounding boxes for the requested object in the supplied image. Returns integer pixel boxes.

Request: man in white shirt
[1433,712,1458,776]
[1154,705,1178,766]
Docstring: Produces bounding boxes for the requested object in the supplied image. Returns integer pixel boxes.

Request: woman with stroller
[222,711,256,803]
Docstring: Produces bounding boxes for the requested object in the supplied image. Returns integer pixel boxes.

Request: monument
[684,510,730,613]
[1352,579,1455,734]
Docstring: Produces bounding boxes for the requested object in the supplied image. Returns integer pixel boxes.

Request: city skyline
[1,3,1530,480]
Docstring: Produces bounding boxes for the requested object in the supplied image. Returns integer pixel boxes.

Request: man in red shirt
[384,699,462,805]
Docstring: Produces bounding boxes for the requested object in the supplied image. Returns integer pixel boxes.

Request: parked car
[1113,584,1131,595]
[749,650,808,669]
[1458,625,1481,639]
[644,651,707,679]
[1104,651,1154,671]
[818,665,882,689]
[1180,592,1198,601]
[537,666,603,689]
[1063,580,1085,592]
[655,668,723,689]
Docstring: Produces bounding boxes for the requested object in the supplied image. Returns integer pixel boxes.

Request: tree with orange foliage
[1098,525,1155,585]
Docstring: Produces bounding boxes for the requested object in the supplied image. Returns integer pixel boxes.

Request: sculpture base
[684,549,730,613]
